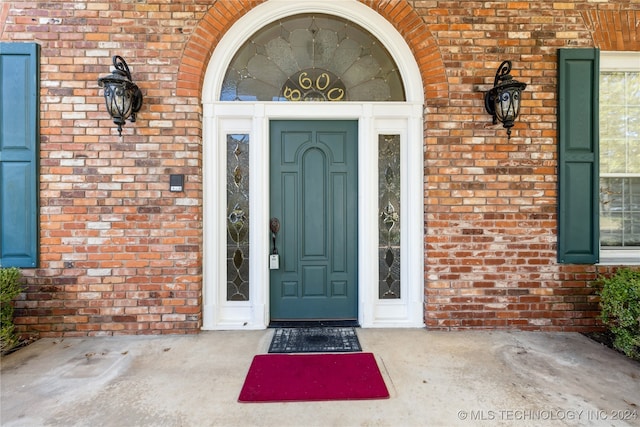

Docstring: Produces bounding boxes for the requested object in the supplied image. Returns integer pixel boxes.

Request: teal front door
[270,120,358,321]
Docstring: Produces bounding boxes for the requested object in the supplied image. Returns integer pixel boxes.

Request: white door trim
[201,1,425,330]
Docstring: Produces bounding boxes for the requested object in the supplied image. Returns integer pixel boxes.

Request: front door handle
[270,217,280,254]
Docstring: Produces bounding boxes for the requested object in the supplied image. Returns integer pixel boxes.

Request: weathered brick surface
[1,0,637,336]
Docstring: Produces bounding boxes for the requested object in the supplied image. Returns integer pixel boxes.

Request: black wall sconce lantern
[97,55,143,136]
[484,60,527,139]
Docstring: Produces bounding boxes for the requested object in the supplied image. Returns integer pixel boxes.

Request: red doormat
[238,352,390,402]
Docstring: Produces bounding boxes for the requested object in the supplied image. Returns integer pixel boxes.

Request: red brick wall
[414,2,637,330]
[1,1,637,336]
[2,0,211,336]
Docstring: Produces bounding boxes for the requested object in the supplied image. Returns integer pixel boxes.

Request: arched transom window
[220,14,406,102]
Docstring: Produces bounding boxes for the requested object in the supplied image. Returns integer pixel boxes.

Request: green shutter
[0,43,40,268]
[557,48,599,264]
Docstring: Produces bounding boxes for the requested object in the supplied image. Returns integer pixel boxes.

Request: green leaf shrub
[1,267,24,354]
[597,268,640,361]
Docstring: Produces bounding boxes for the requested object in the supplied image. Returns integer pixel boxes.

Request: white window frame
[599,51,640,265]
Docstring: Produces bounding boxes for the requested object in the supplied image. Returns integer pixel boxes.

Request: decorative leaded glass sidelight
[379,135,401,299]
[221,14,405,102]
[227,134,250,301]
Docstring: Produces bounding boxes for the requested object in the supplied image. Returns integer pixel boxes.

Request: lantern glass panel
[494,88,519,123]
[110,83,134,120]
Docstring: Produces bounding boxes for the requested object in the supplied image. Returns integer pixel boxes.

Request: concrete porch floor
[1,329,639,426]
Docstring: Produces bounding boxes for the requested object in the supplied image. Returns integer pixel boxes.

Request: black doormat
[268,327,362,353]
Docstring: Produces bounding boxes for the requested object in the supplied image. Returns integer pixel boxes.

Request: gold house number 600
[283,71,345,101]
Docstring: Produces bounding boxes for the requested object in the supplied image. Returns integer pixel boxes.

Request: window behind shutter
[557,48,599,264]
[0,43,40,268]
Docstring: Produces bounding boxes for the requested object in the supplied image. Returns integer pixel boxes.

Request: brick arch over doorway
[176,0,448,102]
[581,10,640,51]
